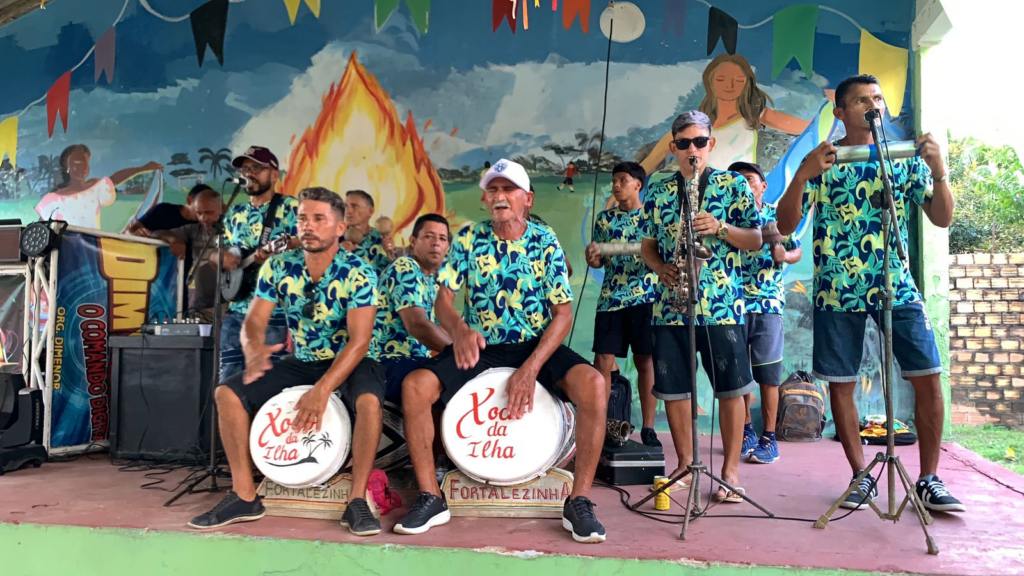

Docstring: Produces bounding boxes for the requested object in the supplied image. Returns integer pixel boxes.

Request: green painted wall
[0,523,880,576]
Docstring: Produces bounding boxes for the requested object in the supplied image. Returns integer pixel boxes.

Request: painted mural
[0,0,922,430]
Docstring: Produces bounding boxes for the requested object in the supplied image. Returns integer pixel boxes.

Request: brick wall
[949,253,1024,429]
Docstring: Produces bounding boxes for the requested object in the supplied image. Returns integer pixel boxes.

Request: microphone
[863,109,882,125]
[834,140,919,164]
[226,175,251,187]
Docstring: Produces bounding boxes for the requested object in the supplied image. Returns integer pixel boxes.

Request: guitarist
[214,146,300,380]
[729,161,802,466]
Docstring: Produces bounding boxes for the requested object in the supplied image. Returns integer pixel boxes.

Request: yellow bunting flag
[283,0,321,25]
[0,117,17,168]
[859,29,908,117]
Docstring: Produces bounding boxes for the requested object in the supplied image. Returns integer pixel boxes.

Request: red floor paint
[2,435,1023,575]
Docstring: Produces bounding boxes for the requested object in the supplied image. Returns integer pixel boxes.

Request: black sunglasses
[302,283,317,318]
[672,136,711,150]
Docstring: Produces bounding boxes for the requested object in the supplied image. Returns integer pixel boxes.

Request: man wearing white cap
[394,159,609,544]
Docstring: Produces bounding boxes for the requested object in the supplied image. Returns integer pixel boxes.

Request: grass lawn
[949,424,1024,476]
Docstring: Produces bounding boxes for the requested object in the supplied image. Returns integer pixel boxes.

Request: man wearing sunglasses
[189,187,387,536]
[215,146,300,380]
[640,111,763,503]
[777,75,963,513]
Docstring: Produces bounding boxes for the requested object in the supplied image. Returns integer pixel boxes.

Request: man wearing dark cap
[215,146,300,380]
[729,161,801,465]
[640,111,763,503]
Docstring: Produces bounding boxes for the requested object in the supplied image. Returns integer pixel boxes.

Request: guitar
[220,235,291,302]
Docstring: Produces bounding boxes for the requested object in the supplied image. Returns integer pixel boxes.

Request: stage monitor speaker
[109,335,216,462]
[0,374,43,449]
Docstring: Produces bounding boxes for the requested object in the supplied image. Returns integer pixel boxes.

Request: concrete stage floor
[2,434,1023,575]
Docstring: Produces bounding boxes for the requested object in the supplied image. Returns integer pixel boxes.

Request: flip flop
[650,473,690,492]
[715,486,745,503]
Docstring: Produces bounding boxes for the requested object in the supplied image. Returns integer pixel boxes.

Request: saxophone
[671,156,712,313]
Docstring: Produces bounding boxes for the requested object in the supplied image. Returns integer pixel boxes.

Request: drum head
[441,367,565,486]
[249,385,352,489]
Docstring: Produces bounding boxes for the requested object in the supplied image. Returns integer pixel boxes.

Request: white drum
[441,367,576,486]
[249,385,352,489]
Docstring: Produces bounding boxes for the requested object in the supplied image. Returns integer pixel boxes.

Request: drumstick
[593,242,642,256]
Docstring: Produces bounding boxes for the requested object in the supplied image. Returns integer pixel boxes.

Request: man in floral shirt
[189,187,386,536]
[640,111,763,503]
[394,159,608,544]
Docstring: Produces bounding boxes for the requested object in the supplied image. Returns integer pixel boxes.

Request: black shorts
[562,177,574,185]
[419,340,590,406]
[593,303,654,357]
[652,325,756,401]
[220,355,385,417]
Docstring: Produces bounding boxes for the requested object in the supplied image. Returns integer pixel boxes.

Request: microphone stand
[165,181,246,506]
[630,159,774,539]
[813,114,939,555]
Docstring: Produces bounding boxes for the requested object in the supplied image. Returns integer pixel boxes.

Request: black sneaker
[187,491,265,530]
[839,472,878,510]
[640,427,662,448]
[916,474,966,513]
[393,492,451,535]
[341,498,382,536]
[562,496,606,543]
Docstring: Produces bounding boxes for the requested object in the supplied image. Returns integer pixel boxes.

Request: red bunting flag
[47,71,71,137]
[94,27,116,84]
[562,0,589,33]
[493,0,516,33]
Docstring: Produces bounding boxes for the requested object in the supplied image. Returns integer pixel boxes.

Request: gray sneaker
[187,491,265,530]
[341,498,382,536]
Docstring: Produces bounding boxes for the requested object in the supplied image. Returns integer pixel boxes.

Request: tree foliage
[948,136,1024,254]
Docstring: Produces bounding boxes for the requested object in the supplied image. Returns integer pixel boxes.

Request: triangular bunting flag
[859,29,908,117]
[46,71,71,138]
[375,0,401,29]
[493,0,516,33]
[707,6,737,55]
[0,117,17,168]
[664,0,687,37]
[552,0,557,9]
[190,0,229,67]
[562,0,590,33]
[772,5,817,79]
[283,0,321,25]
[94,27,116,84]
[405,0,430,34]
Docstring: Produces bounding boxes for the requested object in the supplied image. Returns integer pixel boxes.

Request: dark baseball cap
[728,161,765,182]
[232,146,279,170]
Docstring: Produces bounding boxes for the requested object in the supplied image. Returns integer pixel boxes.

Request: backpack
[367,468,402,515]
[777,371,826,442]
[607,370,633,429]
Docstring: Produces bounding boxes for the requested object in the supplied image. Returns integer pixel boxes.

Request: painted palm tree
[269,431,333,468]
[198,147,233,180]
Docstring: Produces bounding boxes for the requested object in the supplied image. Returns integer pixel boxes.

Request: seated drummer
[394,159,608,544]
[188,187,387,537]
[374,213,453,402]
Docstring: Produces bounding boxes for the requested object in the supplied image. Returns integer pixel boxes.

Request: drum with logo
[441,367,576,486]
[249,385,352,489]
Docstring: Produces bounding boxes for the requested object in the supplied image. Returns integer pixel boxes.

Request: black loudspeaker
[109,335,216,462]
[0,374,44,448]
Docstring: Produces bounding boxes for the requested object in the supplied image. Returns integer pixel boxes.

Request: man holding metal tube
[776,74,964,513]
[640,111,763,503]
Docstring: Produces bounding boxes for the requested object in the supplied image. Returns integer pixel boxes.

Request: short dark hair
[412,213,451,239]
[612,161,646,184]
[835,74,879,108]
[345,189,375,208]
[299,187,346,219]
[671,111,712,137]
[187,183,213,201]
[194,188,222,203]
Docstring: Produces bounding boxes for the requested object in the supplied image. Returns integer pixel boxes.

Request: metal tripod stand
[813,117,939,555]
[632,159,773,538]
[164,181,246,506]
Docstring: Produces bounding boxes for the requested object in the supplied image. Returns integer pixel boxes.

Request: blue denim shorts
[812,302,942,383]
[219,311,289,381]
[380,355,430,404]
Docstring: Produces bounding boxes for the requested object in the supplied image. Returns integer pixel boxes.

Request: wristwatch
[716,222,729,240]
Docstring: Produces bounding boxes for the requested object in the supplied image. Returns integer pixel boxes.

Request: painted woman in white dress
[34,144,162,230]
[640,54,829,175]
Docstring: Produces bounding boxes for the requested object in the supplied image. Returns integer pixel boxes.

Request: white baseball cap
[479,158,531,192]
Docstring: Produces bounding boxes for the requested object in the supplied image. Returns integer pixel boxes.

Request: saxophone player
[640,111,763,502]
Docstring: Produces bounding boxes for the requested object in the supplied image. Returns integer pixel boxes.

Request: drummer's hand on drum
[293,387,329,433]
[243,342,285,385]
[506,366,538,420]
[453,325,486,370]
